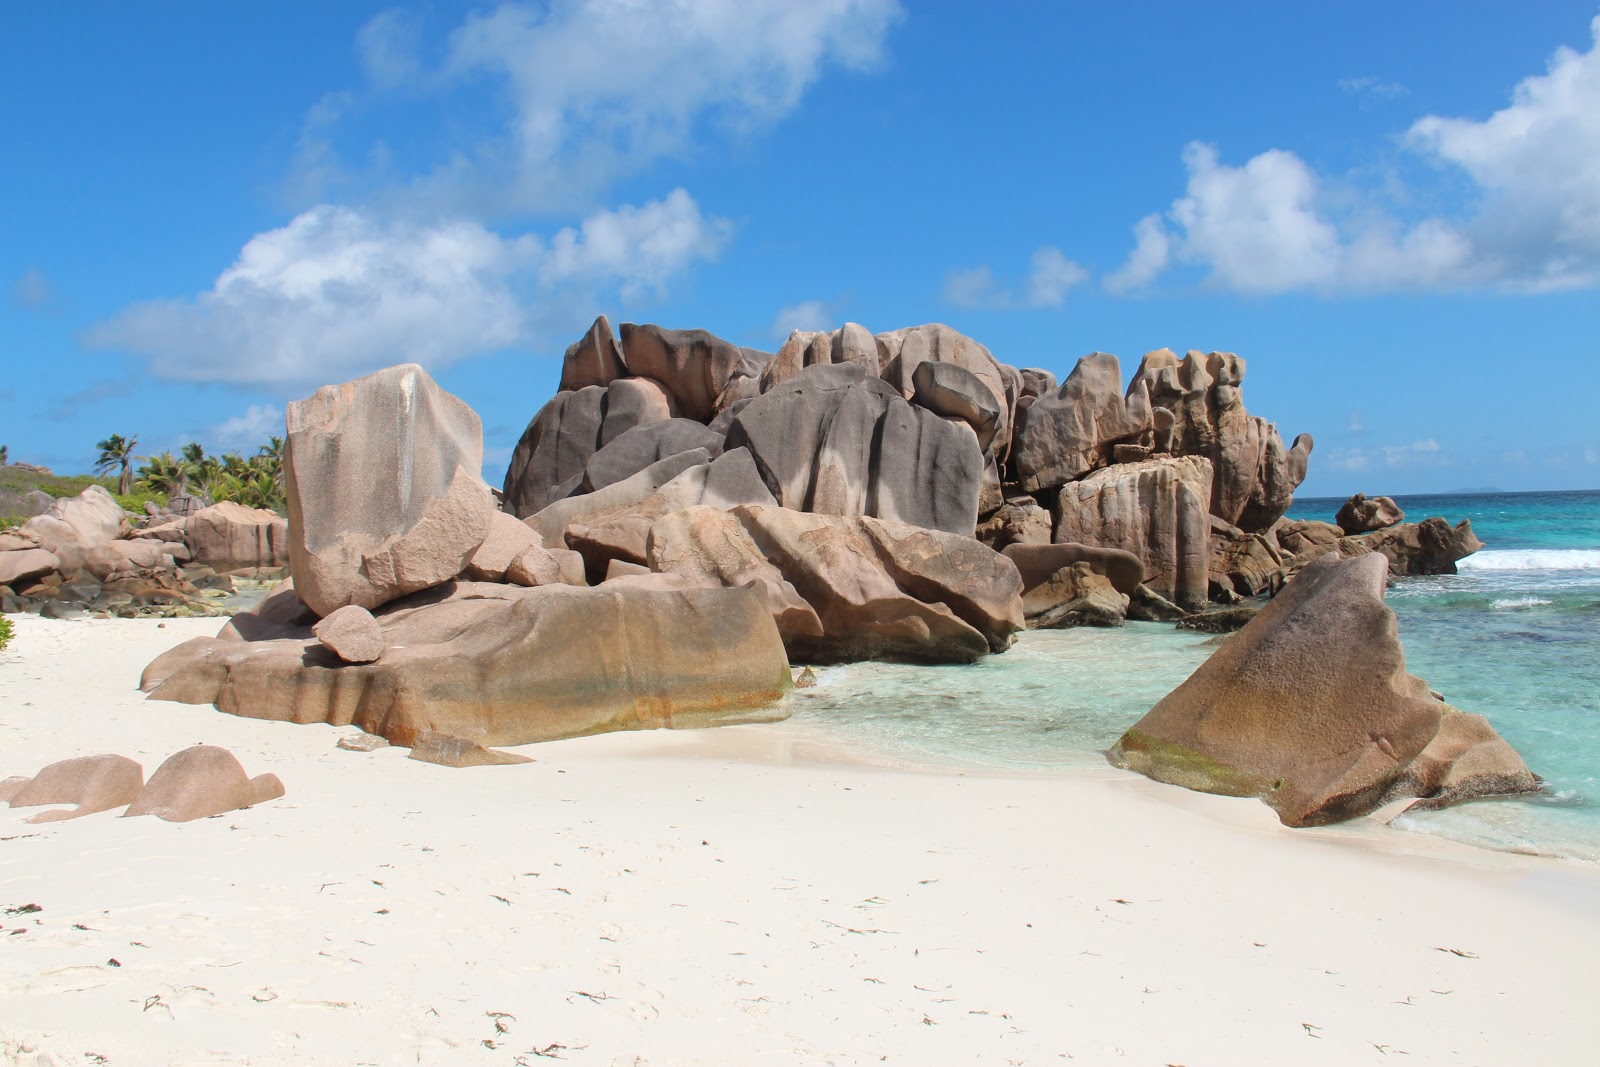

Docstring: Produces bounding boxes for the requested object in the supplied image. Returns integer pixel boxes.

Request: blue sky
[4,1,1599,497]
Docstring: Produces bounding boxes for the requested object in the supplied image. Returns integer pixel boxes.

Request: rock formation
[1337,492,1405,533]
[1341,517,1484,576]
[1010,353,1152,492]
[286,363,497,617]
[123,745,285,822]
[1109,553,1538,826]
[3,754,144,823]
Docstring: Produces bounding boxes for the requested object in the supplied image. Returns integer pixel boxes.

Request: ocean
[787,489,1600,864]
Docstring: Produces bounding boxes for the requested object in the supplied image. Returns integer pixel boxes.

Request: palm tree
[94,433,139,495]
[136,451,185,495]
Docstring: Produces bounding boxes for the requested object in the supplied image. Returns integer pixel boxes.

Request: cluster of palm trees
[93,435,286,512]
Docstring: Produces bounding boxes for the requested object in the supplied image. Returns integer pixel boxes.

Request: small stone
[337,733,391,753]
[313,605,386,664]
[408,732,535,768]
[793,666,818,689]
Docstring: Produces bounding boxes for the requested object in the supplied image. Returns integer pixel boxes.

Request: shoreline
[3,616,1598,1065]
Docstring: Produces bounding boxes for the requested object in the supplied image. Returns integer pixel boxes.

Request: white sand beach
[2,616,1596,1067]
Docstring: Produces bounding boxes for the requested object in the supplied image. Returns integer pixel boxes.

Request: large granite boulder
[974,500,1053,551]
[760,324,880,392]
[286,363,497,617]
[1337,493,1405,533]
[1010,353,1152,492]
[527,448,715,547]
[180,501,290,574]
[1273,518,1343,561]
[1208,520,1288,599]
[619,324,745,423]
[3,754,144,823]
[558,314,628,392]
[20,485,127,579]
[647,504,1024,664]
[583,419,724,492]
[502,386,608,518]
[0,548,59,589]
[141,583,793,747]
[1109,553,1538,826]
[725,362,983,536]
[1341,517,1483,576]
[1003,542,1143,598]
[1131,349,1312,531]
[875,324,1011,460]
[123,745,285,822]
[911,360,1002,454]
[1052,456,1213,611]
[599,377,677,444]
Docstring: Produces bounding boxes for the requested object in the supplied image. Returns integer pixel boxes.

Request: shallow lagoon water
[789,490,1600,864]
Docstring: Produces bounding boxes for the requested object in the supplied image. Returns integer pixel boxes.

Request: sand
[1,615,1596,1066]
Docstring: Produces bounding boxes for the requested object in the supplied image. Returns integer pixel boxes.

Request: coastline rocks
[0,548,59,588]
[725,362,984,536]
[1131,348,1312,531]
[875,324,1011,456]
[1341,517,1484,576]
[974,500,1053,551]
[123,745,285,822]
[1052,456,1213,611]
[174,501,290,575]
[911,360,1002,454]
[501,386,608,518]
[1010,353,1152,492]
[1208,522,1287,599]
[1109,553,1537,826]
[1337,493,1405,533]
[286,363,497,617]
[142,584,794,748]
[1019,561,1128,629]
[583,419,724,493]
[3,754,144,823]
[1003,542,1143,598]
[313,605,386,664]
[647,504,1024,664]
[619,323,745,423]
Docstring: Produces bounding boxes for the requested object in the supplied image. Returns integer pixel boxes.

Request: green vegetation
[93,433,139,495]
[0,615,11,652]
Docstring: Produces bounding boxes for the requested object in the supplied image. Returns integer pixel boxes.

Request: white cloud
[1339,74,1408,101]
[1325,439,1447,472]
[86,190,729,387]
[9,266,55,309]
[1110,16,1600,294]
[770,300,832,338]
[944,246,1087,309]
[1347,409,1366,434]
[209,404,286,450]
[342,0,903,211]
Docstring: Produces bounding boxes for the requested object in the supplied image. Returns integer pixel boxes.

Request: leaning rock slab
[123,745,285,822]
[286,363,497,617]
[4,754,144,823]
[409,731,535,768]
[142,584,793,748]
[1109,552,1538,826]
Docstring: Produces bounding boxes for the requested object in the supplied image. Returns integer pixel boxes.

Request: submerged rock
[1341,517,1483,576]
[1110,553,1538,827]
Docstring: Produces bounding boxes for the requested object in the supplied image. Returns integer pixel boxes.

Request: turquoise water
[789,489,1600,864]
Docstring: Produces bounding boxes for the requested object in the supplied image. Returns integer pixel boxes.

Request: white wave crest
[1459,549,1600,571]
[1490,596,1553,609]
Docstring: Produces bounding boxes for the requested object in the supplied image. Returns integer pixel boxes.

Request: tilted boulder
[1010,353,1152,492]
[1109,552,1538,826]
[0,548,59,589]
[313,604,386,664]
[123,745,285,822]
[141,583,793,748]
[1340,517,1483,576]
[1131,349,1312,531]
[558,314,628,392]
[648,504,1024,664]
[1052,456,1213,611]
[599,377,677,444]
[620,324,746,423]
[725,362,983,536]
[1336,492,1405,533]
[3,754,144,823]
[911,360,1002,454]
[286,363,497,617]
[527,448,715,548]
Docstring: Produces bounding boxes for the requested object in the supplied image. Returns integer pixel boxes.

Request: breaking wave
[1460,550,1600,572]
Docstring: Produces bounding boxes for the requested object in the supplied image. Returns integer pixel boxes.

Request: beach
[2,616,1597,1066]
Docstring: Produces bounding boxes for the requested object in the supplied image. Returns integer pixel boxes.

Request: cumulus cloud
[944,246,1087,309]
[1109,16,1600,294]
[769,299,832,338]
[1324,438,1447,472]
[209,404,286,450]
[86,190,729,387]
[326,0,903,212]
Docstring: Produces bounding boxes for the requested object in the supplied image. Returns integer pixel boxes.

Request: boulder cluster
[1,745,283,824]
[0,487,287,618]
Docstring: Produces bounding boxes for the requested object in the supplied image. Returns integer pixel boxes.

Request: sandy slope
[1,615,1596,1067]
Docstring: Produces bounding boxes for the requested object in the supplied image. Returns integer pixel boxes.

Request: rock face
[1018,561,1128,629]
[1337,493,1406,533]
[1053,457,1213,611]
[1131,349,1312,531]
[3,754,145,823]
[1109,553,1538,826]
[646,504,1023,664]
[619,324,746,423]
[1342,518,1484,576]
[725,362,984,536]
[123,745,286,822]
[558,314,628,392]
[286,363,497,617]
[181,501,290,574]
[141,583,794,748]
[1010,353,1152,492]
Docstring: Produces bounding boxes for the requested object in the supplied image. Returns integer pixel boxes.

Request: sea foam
[1490,596,1553,609]
[1460,549,1600,571]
